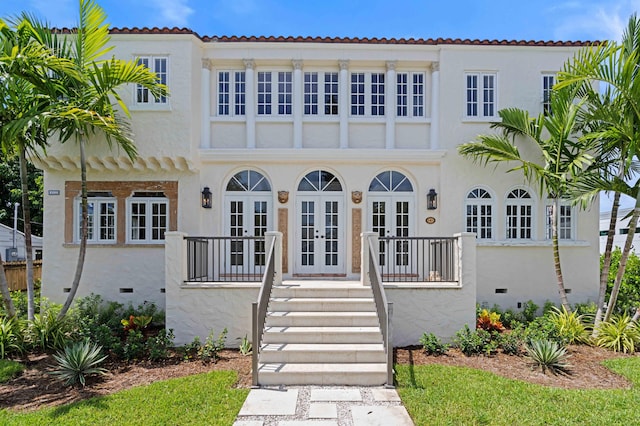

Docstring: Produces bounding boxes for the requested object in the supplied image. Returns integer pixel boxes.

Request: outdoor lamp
[427,189,438,210]
[201,187,212,209]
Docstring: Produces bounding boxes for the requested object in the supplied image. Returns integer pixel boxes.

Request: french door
[225,196,272,272]
[296,195,344,274]
[369,197,413,270]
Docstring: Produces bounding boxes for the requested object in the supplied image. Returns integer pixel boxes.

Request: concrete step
[269,297,375,312]
[263,326,383,344]
[259,343,386,363]
[265,311,380,327]
[272,285,374,299]
[257,362,388,386]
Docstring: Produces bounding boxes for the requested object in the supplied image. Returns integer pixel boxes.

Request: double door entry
[296,196,344,274]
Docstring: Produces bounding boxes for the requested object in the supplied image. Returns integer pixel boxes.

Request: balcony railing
[186,236,266,282]
[378,236,458,283]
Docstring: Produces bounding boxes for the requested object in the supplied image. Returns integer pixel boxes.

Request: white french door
[225,196,272,272]
[296,195,344,274]
[369,197,413,269]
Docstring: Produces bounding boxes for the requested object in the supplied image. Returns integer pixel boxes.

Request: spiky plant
[595,314,640,354]
[51,340,108,387]
[525,339,571,374]
[547,306,591,345]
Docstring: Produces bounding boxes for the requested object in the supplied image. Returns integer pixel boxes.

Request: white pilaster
[244,59,256,149]
[385,61,396,150]
[293,60,303,149]
[200,59,211,149]
[430,62,440,150]
[339,60,349,149]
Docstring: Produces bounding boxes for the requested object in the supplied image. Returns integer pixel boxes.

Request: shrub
[419,332,449,356]
[523,316,564,346]
[51,340,107,387]
[122,330,146,361]
[0,317,25,359]
[477,309,505,333]
[180,336,201,361]
[27,303,72,351]
[498,326,524,355]
[454,325,497,356]
[520,300,540,324]
[547,306,591,345]
[121,315,152,332]
[525,339,571,374]
[147,329,175,361]
[595,314,640,354]
[199,328,228,362]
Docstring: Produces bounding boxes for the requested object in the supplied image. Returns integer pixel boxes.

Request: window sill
[63,243,165,248]
[476,239,590,247]
[461,117,497,123]
[130,104,172,112]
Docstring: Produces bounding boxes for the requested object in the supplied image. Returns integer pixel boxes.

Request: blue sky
[0,0,638,42]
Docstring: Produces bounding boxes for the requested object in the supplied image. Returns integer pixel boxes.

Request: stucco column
[361,231,378,287]
[385,61,396,149]
[293,60,303,149]
[430,62,440,150]
[265,231,283,285]
[339,59,349,149]
[164,231,187,339]
[200,59,211,149]
[244,59,256,149]
[455,232,476,292]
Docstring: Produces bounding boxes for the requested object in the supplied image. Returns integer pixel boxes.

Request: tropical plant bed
[0,345,634,413]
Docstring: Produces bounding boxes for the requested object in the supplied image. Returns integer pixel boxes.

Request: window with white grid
[546,201,574,240]
[217,70,246,116]
[466,72,496,118]
[135,56,168,106]
[257,72,272,115]
[465,188,494,239]
[505,189,533,239]
[75,196,116,243]
[351,72,365,115]
[542,74,555,115]
[278,71,292,115]
[350,72,386,117]
[304,71,339,116]
[371,73,385,116]
[304,72,319,115]
[127,193,169,244]
[397,72,425,117]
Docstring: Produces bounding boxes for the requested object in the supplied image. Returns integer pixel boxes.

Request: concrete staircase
[257,280,388,385]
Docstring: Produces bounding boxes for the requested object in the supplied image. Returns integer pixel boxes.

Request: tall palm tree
[558,14,640,323]
[23,0,168,317]
[458,85,594,312]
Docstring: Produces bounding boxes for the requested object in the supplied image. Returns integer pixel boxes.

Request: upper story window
[218,71,246,116]
[135,56,168,106]
[304,72,339,116]
[546,201,574,240]
[397,73,425,117]
[505,189,533,239]
[127,192,169,244]
[257,71,292,116]
[75,193,116,243]
[465,72,496,119]
[465,187,493,239]
[351,72,385,117]
[542,74,555,115]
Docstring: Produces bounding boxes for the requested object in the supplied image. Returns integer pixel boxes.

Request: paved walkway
[234,386,414,426]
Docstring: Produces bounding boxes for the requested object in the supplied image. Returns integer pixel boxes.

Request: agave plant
[595,314,640,354]
[525,339,571,374]
[51,340,108,387]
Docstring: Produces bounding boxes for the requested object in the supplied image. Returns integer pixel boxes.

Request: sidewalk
[234,385,414,426]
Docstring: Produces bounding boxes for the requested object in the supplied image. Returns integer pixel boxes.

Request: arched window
[226,170,271,192]
[506,188,533,239]
[297,170,342,192]
[368,171,413,192]
[465,188,493,239]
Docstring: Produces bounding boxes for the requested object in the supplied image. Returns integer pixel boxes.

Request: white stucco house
[599,207,640,253]
[37,29,600,368]
[0,223,43,261]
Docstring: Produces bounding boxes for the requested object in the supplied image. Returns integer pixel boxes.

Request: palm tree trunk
[59,138,88,318]
[18,146,35,321]
[602,198,640,324]
[551,199,571,312]
[594,191,621,333]
[0,253,16,318]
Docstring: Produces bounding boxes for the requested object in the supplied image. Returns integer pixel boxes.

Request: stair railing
[251,234,278,387]
[367,236,394,388]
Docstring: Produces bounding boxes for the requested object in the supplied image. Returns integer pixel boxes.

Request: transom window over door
[465,188,493,239]
[225,170,272,272]
[368,171,414,269]
[506,189,533,239]
[296,170,344,274]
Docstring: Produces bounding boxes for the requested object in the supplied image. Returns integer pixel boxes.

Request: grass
[0,360,24,383]
[0,370,249,426]
[396,357,640,426]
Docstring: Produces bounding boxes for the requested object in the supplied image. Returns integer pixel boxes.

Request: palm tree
[558,14,640,323]
[23,0,168,317]
[458,85,595,312]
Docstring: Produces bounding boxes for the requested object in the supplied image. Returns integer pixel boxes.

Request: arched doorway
[295,170,345,275]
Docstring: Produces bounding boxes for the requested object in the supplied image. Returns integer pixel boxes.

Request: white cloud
[148,0,194,27]
[553,0,640,41]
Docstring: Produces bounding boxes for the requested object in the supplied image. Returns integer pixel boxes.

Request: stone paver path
[234,386,414,426]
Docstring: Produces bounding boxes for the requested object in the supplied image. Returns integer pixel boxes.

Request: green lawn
[0,360,24,383]
[0,370,249,426]
[396,357,640,426]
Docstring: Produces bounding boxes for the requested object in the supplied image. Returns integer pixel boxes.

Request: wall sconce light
[427,189,438,210]
[201,187,212,209]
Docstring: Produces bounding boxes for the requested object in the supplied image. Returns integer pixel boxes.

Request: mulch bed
[0,345,634,412]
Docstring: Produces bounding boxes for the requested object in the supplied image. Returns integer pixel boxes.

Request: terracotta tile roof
[53,27,600,46]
